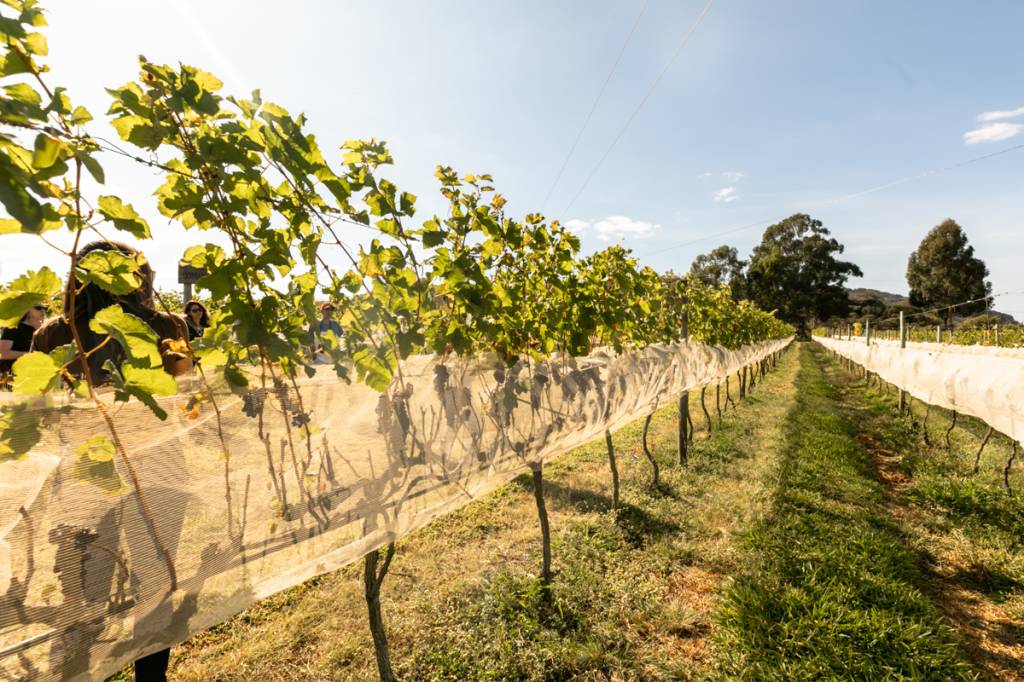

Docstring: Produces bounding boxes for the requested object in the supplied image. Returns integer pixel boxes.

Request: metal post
[678,304,689,466]
[898,311,906,414]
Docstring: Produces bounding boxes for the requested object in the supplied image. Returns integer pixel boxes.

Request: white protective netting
[814,336,1024,442]
[1,337,790,680]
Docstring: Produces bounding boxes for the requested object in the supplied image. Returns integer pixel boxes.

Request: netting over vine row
[0,337,789,680]
[814,336,1024,442]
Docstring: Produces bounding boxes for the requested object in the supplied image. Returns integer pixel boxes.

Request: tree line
[688,215,997,336]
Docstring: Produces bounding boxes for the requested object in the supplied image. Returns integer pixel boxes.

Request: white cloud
[697,171,712,178]
[721,170,745,181]
[963,122,1024,144]
[712,186,737,203]
[566,215,660,241]
[977,105,1024,122]
[564,218,589,234]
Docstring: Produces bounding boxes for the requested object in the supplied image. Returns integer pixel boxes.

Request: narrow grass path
[159,349,799,681]
[820,345,1024,680]
[714,343,974,680]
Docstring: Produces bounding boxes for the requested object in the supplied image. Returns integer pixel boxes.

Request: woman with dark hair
[0,304,46,378]
[183,299,210,341]
[32,240,190,682]
[33,240,191,382]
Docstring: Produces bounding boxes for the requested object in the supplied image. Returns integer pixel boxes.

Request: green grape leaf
[88,305,161,368]
[97,195,151,238]
[11,351,60,395]
[70,105,92,125]
[73,434,125,494]
[123,365,178,396]
[181,243,226,268]
[117,366,177,420]
[76,249,144,295]
[23,32,47,56]
[0,405,41,462]
[0,267,61,326]
[421,230,445,248]
[79,152,105,184]
[194,346,227,369]
[352,347,395,392]
[110,114,161,149]
[31,133,61,169]
[76,434,115,462]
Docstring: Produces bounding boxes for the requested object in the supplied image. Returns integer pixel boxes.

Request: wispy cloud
[977,105,1024,122]
[712,186,737,203]
[697,171,712,178]
[566,215,660,241]
[720,170,745,181]
[963,122,1023,145]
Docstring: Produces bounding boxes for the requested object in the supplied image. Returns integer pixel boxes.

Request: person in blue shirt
[308,301,342,357]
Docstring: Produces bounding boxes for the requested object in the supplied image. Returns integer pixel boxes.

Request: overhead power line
[561,0,717,216]
[645,141,1024,257]
[541,0,650,211]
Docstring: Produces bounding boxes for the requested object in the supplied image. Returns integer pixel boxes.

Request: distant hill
[848,288,908,307]
[845,288,1017,324]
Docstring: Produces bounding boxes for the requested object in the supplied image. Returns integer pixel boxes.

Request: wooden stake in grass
[364,543,397,682]
[678,392,689,466]
[700,385,712,434]
[1004,441,1018,495]
[715,383,723,425]
[605,428,620,507]
[945,410,957,449]
[641,414,660,487]
[530,463,553,589]
[922,403,931,446]
[972,426,994,475]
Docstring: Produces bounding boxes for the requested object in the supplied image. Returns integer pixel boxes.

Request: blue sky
[7,0,1024,319]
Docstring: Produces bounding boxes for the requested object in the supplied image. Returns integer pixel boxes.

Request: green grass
[823,348,1024,679]
[714,344,974,680]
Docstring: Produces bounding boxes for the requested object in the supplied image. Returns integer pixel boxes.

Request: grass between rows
[714,343,975,680]
[155,350,800,681]
[824,347,1024,680]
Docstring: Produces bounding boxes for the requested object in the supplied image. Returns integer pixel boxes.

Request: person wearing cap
[308,301,342,356]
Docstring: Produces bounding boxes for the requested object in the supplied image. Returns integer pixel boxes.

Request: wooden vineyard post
[1005,442,1018,495]
[995,324,1001,346]
[678,304,689,467]
[936,325,941,344]
[865,318,871,346]
[898,311,906,415]
[605,429,620,508]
